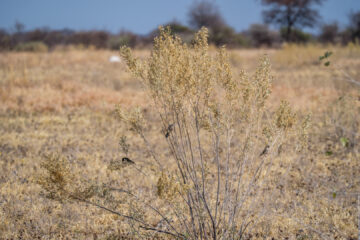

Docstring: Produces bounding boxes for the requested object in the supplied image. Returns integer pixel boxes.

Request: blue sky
[0,0,359,34]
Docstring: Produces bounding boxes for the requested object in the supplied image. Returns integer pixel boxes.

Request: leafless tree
[14,21,25,33]
[188,1,239,46]
[188,1,226,31]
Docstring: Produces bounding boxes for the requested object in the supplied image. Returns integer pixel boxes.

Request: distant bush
[280,27,313,43]
[165,21,193,34]
[14,41,48,52]
[24,28,73,48]
[69,31,110,49]
[247,24,280,47]
[26,28,49,42]
[230,33,251,47]
[319,22,340,44]
[108,36,128,50]
[0,29,11,51]
[210,25,236,46]
[108,31,139,50]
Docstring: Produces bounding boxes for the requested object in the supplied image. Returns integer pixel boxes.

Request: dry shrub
[38,27,306,239]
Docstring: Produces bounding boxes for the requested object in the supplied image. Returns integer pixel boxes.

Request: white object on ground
[109,55,121,63]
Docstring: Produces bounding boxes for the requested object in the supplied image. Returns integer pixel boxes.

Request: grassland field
[0,44,359,239]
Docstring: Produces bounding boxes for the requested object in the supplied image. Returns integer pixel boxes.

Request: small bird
[108,157,147,176]
[259,145,269,157]
[122,157,135,165]
[165,123,174,138]
[122,157,148,176]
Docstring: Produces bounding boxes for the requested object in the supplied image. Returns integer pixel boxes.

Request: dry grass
[0,37,359,239]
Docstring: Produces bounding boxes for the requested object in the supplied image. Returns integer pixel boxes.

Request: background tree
[261,0,325,42]
[348,11,360,42]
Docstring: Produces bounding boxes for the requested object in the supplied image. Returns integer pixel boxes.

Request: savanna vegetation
[1,1,360,51]
[0,26,359,239]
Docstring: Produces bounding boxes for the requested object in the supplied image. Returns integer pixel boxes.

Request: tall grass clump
[274,43,326,67]
[38,27,305,239]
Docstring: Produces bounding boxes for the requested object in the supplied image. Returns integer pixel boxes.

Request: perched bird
[108,157,133,171]
[122,157,135,165]
[165,123,174,138]
[259,145,270,157]
[109,157,147,176]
